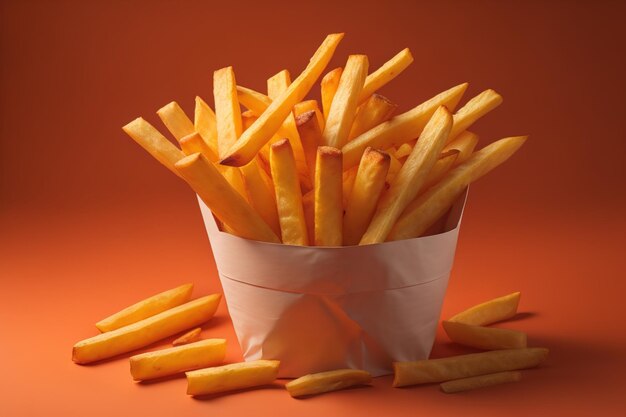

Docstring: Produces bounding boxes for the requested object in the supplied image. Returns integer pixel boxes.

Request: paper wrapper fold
[197,190,467,377]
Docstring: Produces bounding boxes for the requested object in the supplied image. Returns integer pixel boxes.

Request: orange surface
[1,1,625,416]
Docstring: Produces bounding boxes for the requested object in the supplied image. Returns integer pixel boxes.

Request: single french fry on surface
[343,148,390,246]
[321,67,343,120]
[442,321,527,350]
[157,101,195,143]
[240,156,281,237]
[73,294,221,364]
[194,96,218,156]
[176,153,279,242]
[179,132,219,162]
[295,99,325,130]
[392,347,548,387]
[296,110,324,182]
[440,371,522,393]
[443,130,479,165]
[449,292,521,326]
[447,89,503,144]
[342,83,468,169]
[122,118,185,176]
[186,360,280,396]
[286,369,372,398]
[173,327,202,347]
[421,150,459,190]
[221,33,344,167]
[349,94,397,140]
[130,339,226,381]
[270,139,309,245]
[388,136,527,241]
[314,147,343,246]
[359,47,414,103]
[96,284,193,333]
[214,66,243,159]
[360,106,453,245]
[236,85,272,116]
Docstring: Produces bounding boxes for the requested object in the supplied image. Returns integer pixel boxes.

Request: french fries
[130,339,226,381]
[421,150,459,190]
[179,132,218,162]
[440,371,522,393]
[449,292,521,326]
[314,147,343,246]
[442,320,527,350]
[186,360,280,396]
[194,96,218,156]
[321,67,343,120]
[349,94,397,140]
[240,156,281,237]
[72,294,221,364]
[96,283,193,333]
[157,101,195,143]
[296,110,324,182]
[392,347,549,387]
[173,327,202,346]
[358,47,414,103]
[236,85,272,116]
[448,89,503,143]
[294,100,325,130]
[442,130,479,165]
[285,369,372,397]
[214,66,243,158]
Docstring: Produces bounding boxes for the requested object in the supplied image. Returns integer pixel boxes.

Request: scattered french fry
[349,94,397,140]
[448,89,503,143]
[296,110,324,182]
[214,66,243,159]
[449,292,521,326]
[314,147,343,246]
[321,67,343,120]
[194,96,218,156]
[157,101,195,143]
[172,327,202,347]
[358,47,414,103]
[442,130,479,165]
[440,371,522,393]
[421,150,459,190]
[179,132,218,162]
[240,156,281,237]
[186,360,280,396]
[442,320,527,350]
[286,369,372,397]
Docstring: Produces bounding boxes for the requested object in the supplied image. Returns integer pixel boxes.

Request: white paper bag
[197,190,467,378]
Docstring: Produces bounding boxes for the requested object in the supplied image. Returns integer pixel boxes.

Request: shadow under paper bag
[197,189,467,378]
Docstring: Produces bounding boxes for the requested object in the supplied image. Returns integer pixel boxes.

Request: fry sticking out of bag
[421,150,459,190]
[236,85,272,116]
[314,147,343,246]
[449,292,521,326]
[394,142,413,160]
[360,106,453,245]
[194,96,218,156]
[440,371,522,393]
[172,327,202,347]
[294,99,325,130]
[286,369,372,398]
[443,130,479,166]
[240,156,281,237]
[179,132,218,162]
[343,148,390,245]
[271,139,308,245]
[296,110,324,182]
[302,190,315,244]
[447,89,503,144]
[321,67,343,120]
[214,66,243,158]
[392,347,548,387]
[186,360,280,396]
[349,94,397,140]
[241,110,258,131]
[130,339,226,381]
[442,321,527,350]
[322,55,369,148]
[358,47,414,103]
[157,101,195,143]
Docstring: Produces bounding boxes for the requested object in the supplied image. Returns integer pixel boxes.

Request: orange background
[1,0,625,416]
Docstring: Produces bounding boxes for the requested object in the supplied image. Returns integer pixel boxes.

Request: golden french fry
[440,371,522,393]
[157,101,195,143]
[321,67,343,120]
[130,339,226,381]
[449,292,521,326]
[386,152,402,184]
[221,33,344,167]
[343,148,390,246]
[360,106,453,245]
[359,47,414,103]
[388,136,528,241]
[443,130,479,165]
[349,94,397,140]
[286,369,372,397]
[302,190,315,244]
[294,99,325,130]
[194,96,218,156]
[342,83,468,169]
[392,347,548,387]
[214,66,243,159]
[180,132,219,162]
[173,327,202,346]
[176,153,279,242]
[342,167,358,207]
[186,360,280,396]
[241,110,258,130]
[122,118,185,176]
[219,165,249,202]
[322,55,369,148]
[421,150,459,190]
[296,110,323,182]
[314,147,343,246]
[240,156,281,237]
[96,284,193,333]
[442,320,527,350]
[236,85,272,116]
[448,89,502,143]
[394,142,413,160]
[73,294,221,364]
[270,139,308,245]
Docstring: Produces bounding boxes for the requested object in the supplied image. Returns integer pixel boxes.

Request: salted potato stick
[157,101,195,143]
[392,347,548,387]
[295,99,325,130]
[296,110,324,182]
[240,156,281,237]
[173,327,202,346]
[360,106,453,245]
[447,89,503,143]
[96,284,193,333]
[349,94,397,140]
[343,148,390,246]
[73,294,221,364]
[236,85,272,116]
[342,83,468,169]
[180,132,219,162]
[122,118,185,176]
[421,150,459,190]
[176,153,279,242]
[358,47,414,103]
[286,369,372,398]
[194,96,218,156]
[323,55,369,148]
[321,67,343,120]
[214,66,243,158]
[221,33,344,167]
[449,292,521,326]
[442,321,527,350]
[443,130,479,165]
[130,339,226,381]
[388,136,527,241]
[314,147,343,246]
[440,371,522,393]
[186,360,280,396]
[270,139,309,245]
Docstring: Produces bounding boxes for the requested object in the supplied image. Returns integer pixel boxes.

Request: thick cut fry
[130,339,226,381]
[360,106,453,245]
[180,132,218,162]
[442,321,527,350]
[448,89,503,143]
[443,130,479,165]
[343,148,390,245]
[296,110,324,182]
[194,96,218,156]
[219,165,249,202]
[449,292,521,326]
[270,139,308,245]
[321,67,343,120]
[440,371,522,393]
[122,118,185,176]
[392,347,548,387]
[359,48,414,103]
[240,156,281,237]
[214,66,243,158]
[96,284,193,333]
[349,94,397,140]
[286,369,372,397]
[186,360,280,396]
[421,150,459,190]
[73,294,221,364]
[173,327,202,346]
[236,86,272,116]
[342,83,468,169]
[221,33,344,167]
[157,101,195,143]
[175,153,279,243]
[388,136,528,241]
[295,99,325,130]
[322,55,369,148]
[314,147,343,246]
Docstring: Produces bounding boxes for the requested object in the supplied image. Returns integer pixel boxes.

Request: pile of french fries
[123,33,527,246]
